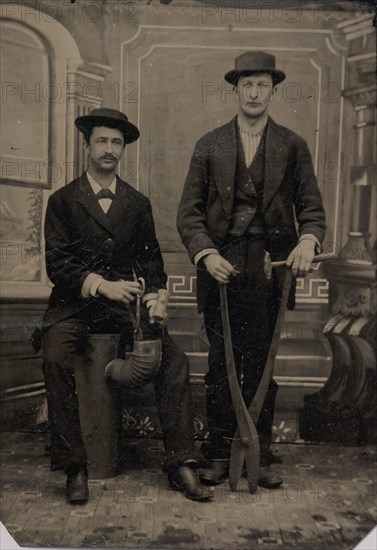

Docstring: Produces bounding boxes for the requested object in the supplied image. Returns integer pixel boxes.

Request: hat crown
[75,107,139,144]
[88,108,129,123]
[224,50,285,86]
[234,51,277,72]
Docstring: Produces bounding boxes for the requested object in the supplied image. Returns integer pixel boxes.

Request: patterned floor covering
[0,432,376,550]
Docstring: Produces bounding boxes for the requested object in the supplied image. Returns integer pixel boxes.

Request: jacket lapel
[213,117,238,218]
[263,117,289,211]
[75,174,115,235]
[106,176,135,227]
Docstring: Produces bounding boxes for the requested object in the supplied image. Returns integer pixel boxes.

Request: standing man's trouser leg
[203,236,280,464]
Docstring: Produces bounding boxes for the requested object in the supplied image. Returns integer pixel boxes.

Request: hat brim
[75,115,140,144]
[224,69,286,87]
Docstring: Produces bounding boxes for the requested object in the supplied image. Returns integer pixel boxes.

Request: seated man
[34,108,212,504]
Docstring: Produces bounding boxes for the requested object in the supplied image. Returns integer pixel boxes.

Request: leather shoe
[198,461,228,486]
[199,461,283,489]
[168,466,213,502]
[258,467,283,489]
[66,467,89,504]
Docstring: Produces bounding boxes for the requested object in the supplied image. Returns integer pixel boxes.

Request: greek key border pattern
[167,275,329,304]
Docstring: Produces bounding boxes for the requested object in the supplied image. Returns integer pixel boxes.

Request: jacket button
[275,230,280,235]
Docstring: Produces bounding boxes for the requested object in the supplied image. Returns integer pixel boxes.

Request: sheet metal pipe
[104,289,168,387]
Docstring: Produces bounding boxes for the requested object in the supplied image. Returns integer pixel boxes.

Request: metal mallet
[264,252,336,280]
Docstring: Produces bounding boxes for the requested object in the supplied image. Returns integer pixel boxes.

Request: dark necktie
[96,188,115,200]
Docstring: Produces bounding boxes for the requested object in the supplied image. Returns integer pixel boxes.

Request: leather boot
[199,461,283,489]
[257,466,283,489]
[168,466,214,501]
[198,461,229,486]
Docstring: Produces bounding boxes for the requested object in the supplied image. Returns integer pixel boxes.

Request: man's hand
[204,253,237,283]
[286,239,316,278]
[97,280,142,304]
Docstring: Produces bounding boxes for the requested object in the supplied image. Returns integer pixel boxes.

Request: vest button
[275,230,280,235]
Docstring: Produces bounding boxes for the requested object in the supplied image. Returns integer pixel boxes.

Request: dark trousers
[42,299,203,473]
[203,235,280,464]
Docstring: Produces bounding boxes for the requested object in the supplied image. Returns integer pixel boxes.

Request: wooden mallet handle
[271,252,336,268]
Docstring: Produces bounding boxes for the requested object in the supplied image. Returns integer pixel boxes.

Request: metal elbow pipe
[105,338,162,387]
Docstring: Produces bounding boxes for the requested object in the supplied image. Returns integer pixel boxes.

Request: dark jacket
[42,173,167,324]
[177,116,326,311]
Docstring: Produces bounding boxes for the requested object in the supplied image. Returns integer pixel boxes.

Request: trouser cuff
[203,444,275,466]
[162,450,208,472]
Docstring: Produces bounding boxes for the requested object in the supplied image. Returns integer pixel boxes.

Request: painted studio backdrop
[0,0,377,548]
[0,3,376,547]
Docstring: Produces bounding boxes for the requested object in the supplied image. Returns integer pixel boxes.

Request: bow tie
[96,188,115,200]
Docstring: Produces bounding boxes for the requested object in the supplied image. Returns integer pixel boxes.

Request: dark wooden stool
[74,334,121,479]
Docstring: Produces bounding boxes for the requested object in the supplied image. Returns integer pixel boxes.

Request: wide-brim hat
[225,51,286,87]
[75,108,140,144]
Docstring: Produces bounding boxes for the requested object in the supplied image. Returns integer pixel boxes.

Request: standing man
[37,108,212,503]
[177,52,326,488]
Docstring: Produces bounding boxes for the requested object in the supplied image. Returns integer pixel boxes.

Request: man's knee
[42,323,88,365]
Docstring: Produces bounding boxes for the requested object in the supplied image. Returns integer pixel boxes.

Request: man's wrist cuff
[81,273,104,298]
[90,277,104,297]
[298,234,321,253]
[194,248,219,266]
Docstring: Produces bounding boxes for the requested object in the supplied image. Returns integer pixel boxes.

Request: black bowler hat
[75,108,140,144]
[225,51,286,87]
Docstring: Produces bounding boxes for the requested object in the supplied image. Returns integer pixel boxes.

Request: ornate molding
[337,13,375,41]
[325,263,377,313]
[330,282,377,316]
[300,312,377,444]
[339,234,376,265]
[65,58,112,181]
[68,60,113,81]
[342,84,377,107]
[301,257,377,444]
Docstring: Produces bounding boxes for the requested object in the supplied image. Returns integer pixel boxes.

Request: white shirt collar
[86,172,117,195]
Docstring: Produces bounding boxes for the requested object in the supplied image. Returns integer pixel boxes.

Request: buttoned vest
[228,128,266,237]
